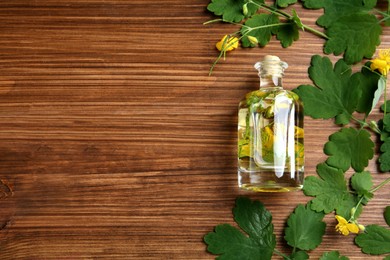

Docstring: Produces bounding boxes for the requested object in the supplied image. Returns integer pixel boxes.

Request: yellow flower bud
[358,224,365,232]
[242,3,248,16]
[247,35,258,45]
[350,207,356,217]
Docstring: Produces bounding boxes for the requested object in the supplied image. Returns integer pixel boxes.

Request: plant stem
[370,177,390,193]
[203,18,224,25]
[248,0,330,40]
[349,196,365,222]
[351,115,382,134]
[208,23,285,75]
[301,24,329,40]
[383,77,388,114]
[274,248,291,259]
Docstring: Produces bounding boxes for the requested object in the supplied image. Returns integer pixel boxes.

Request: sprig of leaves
[206,0,388,73]
[295,55,390,256]
[204,197,334,260]
[204,54,390,258]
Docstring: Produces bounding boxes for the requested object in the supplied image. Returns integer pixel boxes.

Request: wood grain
[0,1,389,259]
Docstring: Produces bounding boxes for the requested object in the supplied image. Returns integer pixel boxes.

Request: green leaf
[320,251,349,260]
[207,0,264,23]
[233,197,275,251]
[324,13,382,64]
[355,225,390,255]
[305,0,377,28]
[284,204,326,250]
[204,197,275,259]
[301,0,325,9]
[276,0,297,8]
[293,56,360,123]
[276,21,299,48]
[385,206,390,227]
[351,171,374,202]
[204,224,261,259]
[384,114,390,133]
[288,251,309,260]
[384,255,390,260]
[379,137,390,171]
[240,14,280,47]
[381,100,390,113]
[355,63,382,115]
[291,9,304,30]
[335,193,363,220]
[303,163,349,213]
[324,128,374,172]
[372,77,387,114]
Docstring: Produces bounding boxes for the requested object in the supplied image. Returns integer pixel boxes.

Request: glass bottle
[237,55,304,192]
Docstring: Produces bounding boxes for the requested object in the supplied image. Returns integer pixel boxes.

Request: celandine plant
[204,51,390,260]
[204,0,390,74]
[203,0,390,259]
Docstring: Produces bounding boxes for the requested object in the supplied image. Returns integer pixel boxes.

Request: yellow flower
[370,49,390,76]
[216,35,239,52]
[335,215,359,236]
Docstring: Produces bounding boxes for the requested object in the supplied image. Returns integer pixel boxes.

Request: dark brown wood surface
[0,1,389,259]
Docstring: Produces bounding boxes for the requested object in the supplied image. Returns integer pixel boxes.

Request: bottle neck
[259,74,283,89]
[254,56,287,89]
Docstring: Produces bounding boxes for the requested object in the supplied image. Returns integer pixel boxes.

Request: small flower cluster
[215,35,239,52]
[335,215,364,236]
[370,49,390,76]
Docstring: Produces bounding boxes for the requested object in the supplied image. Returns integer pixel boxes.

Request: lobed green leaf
[351,171,373,196]
[240,14,280,47]
[324,128,374,172]
[303,163,349,213]
[276,20,300,48]
[293,56,360,123]
[204,197,276,259]
[335,193,363,220]
[355,225,390,255]
[303,0,377,28]
[324,13,382,64]
[284,204,326,250]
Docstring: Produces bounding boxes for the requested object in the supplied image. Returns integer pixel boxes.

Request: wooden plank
[0,1,389,259]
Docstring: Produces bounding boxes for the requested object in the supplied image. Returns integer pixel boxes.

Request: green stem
[351,115,381,134]
[248,0,330,40]
[301,24,329,40]
[241,23,287,35]
[384,77,388,115]
[374,9,390,24]
[370,177,390,193]
[274,248,291,260]
[203,18,224,25]
[208,23,285,75]
[351,116,368,128]
[349,196,365,222]
[387,0,390,14]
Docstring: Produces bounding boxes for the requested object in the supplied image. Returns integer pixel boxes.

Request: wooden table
[0,1,389,259]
